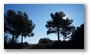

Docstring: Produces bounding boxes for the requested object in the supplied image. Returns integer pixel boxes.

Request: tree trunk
[21,35,23,44]
[12,35,14,48]
[57,27,60,41]
[21,35,24,48]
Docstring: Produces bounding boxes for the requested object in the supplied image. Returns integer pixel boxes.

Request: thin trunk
[21,35,23,44]
[21,35,24,48]
[57,27,60,41]
[12,35,14,48]
[15,35,18,45]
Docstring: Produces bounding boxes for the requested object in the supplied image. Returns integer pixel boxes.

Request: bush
[39,38,52,44]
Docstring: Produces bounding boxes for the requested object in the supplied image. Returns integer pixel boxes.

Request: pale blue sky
[4,4,84,44]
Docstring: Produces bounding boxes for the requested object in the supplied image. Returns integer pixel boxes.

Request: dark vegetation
[4,10,35,49]
[4,10,84,49]
[25,23,84,49]
[46,11,75,41]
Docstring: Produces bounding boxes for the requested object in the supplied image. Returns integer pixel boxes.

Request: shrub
[39,38,52,44]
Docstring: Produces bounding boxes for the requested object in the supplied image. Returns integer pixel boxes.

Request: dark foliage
[28,24,84,49]
[4,10,35,49]
[39,38,52,44]
[71,23,84,49]
[4,35,21,49]
[4,35,30,49]
[5,23,84,49]
[4,10,84,49]
[46,11,75,41]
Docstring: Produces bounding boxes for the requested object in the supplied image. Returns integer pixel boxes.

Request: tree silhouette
[14,11,35,43]
[4,10,35,48]
[71,23,84,48]
[4,10,19,47]
[46,11,75,41]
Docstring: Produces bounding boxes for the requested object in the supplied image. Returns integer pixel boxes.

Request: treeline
[25,23,84,49]
[4,10,84,49]
[4,10,35,49]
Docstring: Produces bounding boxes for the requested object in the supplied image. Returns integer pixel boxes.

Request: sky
[4,4,84,44]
